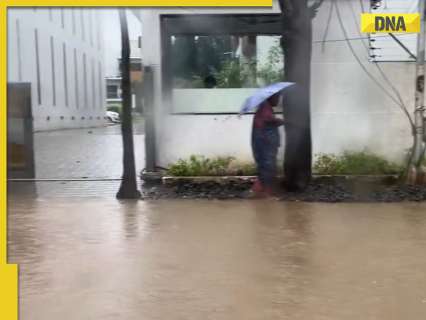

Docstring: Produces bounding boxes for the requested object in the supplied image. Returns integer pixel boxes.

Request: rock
[139,176,426,202]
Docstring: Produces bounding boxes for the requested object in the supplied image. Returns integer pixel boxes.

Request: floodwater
[7,198,426,319]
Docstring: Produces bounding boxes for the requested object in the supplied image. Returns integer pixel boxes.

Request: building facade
[106,56,144,112]
[137,0,419,169]
[7,8,106,131]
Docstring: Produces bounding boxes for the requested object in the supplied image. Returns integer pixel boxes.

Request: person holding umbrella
[240,82,295,197]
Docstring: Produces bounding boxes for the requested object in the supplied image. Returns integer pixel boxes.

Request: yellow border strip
[1,2,7,267]
[4,0,272,6]
[1,3,19,319]
[0,266,18,320]
[0,2,272,319]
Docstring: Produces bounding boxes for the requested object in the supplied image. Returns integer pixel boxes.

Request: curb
[161,174,401,186]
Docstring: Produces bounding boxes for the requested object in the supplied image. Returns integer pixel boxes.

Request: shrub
[167,155,257,176]
[257,43,284,86]
[215,60,248,88]
[228,161,257,176]
[313,151,404,175]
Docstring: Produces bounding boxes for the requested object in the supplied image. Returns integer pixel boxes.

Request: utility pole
[408,0,426,184]
[116,9,141,199]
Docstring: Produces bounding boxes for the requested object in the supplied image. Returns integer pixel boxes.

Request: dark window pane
[107,85,118,99]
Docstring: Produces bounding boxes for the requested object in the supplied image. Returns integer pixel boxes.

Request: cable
[314,33,416,44]
[348,0,369,56]
[321,0,336,52]
[359,0,365,13]
[350,0,414,127]
[350,2,403,90]
[335,0,414,128]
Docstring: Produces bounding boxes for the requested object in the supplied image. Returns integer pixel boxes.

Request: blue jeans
[252,127,280,187]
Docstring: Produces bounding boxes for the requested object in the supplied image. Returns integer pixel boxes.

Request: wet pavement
[7,195,426,320]
[34,121,145,179]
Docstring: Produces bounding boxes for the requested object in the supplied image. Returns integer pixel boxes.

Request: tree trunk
[280,0,313,191]
[117,9,140,199]
[240,35,257,87]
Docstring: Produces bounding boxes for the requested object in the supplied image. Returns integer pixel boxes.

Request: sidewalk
[33,121,145,179]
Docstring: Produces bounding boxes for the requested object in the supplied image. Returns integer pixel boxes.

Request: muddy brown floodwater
[7,199,426,320]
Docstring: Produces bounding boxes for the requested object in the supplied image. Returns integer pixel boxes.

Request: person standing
[251,93,285,197]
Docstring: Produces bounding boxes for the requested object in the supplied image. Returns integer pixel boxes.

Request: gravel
[141,177,426,202]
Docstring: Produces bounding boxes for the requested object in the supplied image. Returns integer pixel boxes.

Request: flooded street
[8,198,426,320]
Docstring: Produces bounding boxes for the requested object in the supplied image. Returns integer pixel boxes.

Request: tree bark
[280,0,313,191]
[117,9,140,199]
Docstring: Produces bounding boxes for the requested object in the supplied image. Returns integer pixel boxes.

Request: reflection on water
[8,199,426,320]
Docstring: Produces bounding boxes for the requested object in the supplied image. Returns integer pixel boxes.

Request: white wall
[7,8,106,131]
[140,0,415,167]
[103,9,142,77]
[172,89,258,113]
[311,0,414,162]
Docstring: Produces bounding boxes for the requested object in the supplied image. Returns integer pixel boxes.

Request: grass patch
[167,152,410,177]
[313,151,404,175]
[167,155,256,177]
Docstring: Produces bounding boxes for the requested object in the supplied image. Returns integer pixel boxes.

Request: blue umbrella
[239,82,295,114]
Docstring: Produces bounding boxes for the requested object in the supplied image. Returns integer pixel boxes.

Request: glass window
[107,85,119,99]
[168,34,283,113]
[171,34,283,89]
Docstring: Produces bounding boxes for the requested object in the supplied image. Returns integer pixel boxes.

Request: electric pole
[408,0,426,184]
[116,9,141,199]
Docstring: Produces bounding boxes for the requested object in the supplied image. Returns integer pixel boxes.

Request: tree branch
[278,0,294,17]
[309,0,325,18]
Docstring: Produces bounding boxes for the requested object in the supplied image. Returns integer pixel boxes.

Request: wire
[334,0,414,127]
[350,0,414,127]
[321,0,336,52]
[348,0,369,56]
[359,0,365,13]
[313,33,416,44]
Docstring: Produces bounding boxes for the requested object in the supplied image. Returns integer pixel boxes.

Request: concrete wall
[140,0,415,167]
[7,8,106,131]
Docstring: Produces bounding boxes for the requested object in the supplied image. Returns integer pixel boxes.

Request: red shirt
[253,102,283,129]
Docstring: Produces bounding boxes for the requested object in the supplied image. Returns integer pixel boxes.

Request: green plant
[167,155,257,176]
[215,60,246,88]
[168,155,234,176]
[257,43,284,85]
[313,151,404,175]
[172,38,284,89]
